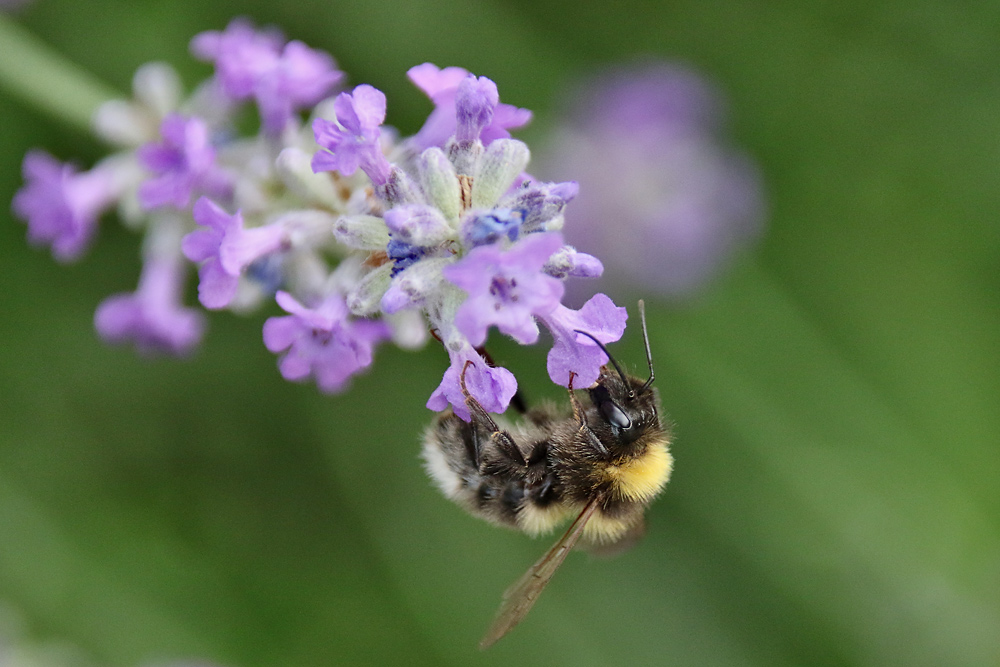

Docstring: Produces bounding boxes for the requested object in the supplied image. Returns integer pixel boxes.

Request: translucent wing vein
[479,497,601,648]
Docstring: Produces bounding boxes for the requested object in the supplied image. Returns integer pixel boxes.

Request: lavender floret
[406,63,532,150]
[444,232,565,347]
[138,114,232,210]
[312,85,392,185]
[95,253,204,356]
[263,291,390,393]
[12,151,122,261]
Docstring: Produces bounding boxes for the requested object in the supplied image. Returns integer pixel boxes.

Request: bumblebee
[423,301,672,647]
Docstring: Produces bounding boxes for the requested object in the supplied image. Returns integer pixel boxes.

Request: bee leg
[460,360,527,468]
[567,371,610,458]
[567,372,588,427]
[465,421,483,470]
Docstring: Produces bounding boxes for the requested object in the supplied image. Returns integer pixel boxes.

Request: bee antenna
[637,299,655,395]
[572,330,634,399]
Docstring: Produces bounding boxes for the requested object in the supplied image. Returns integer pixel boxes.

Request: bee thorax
[601,436,672,502]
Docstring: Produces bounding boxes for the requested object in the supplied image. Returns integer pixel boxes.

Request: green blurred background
[1,1,998,665]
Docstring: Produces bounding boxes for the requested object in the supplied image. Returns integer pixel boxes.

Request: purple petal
[455,75,498,143]
[190,19,284,100]
[181,227,221,263]
[310,146,342,174]
[347,84,387,129]
[407,63,469,102]
[192,196,234,232]
[196,258,240,309]
[255,40,343,133]
[262,315,300,353]
[313,86,391,184]
[426,344,517,420]
[481,104,533,145]
[278,349,313,381]
[219,223,286,275]
[540,294,628,388]
[442,243,502,294]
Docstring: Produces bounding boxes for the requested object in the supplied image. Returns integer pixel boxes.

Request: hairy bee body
[424,302,672,647]
[423,365,672,547]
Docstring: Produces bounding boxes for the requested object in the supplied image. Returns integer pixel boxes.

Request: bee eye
[600,401,632,431]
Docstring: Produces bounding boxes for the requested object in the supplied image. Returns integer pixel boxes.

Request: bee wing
[479,497,601,649]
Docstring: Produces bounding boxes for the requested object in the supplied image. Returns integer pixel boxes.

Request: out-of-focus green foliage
[0,1,997,666]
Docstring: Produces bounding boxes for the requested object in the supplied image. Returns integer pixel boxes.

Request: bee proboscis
[423,300,673,647]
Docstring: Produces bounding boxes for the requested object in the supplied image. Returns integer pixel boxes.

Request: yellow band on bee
[604,438,673,502]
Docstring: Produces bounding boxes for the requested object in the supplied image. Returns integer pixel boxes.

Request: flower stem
[0,14,122,135]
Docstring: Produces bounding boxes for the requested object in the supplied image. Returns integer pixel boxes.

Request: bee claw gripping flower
[12,18,627,414]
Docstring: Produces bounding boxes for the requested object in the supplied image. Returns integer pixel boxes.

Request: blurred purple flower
[537,62,766,298]
[406,63,532,150]
[94,253,204,356]
[426,342,517,421]
[191,19,343,134]
[263,290,390,393]
[255,40,344,134]
[181,197,287,309]
[191,19,284,97]
[12,150,119,262]
[312,84,392,185]
[137,114,232,210]
[444,232,565,347]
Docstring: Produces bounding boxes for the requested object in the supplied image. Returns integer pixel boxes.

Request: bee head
[575,301,656,447]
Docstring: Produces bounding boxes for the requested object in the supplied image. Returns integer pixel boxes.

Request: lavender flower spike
[263,291,390,393]
[182,197,287,309]
[13,26,626,419]
[12,151,121,262]
[312,85,392,185]
[138,114,232,210]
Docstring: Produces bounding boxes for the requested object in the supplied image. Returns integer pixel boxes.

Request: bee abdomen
[423,411,581,537]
